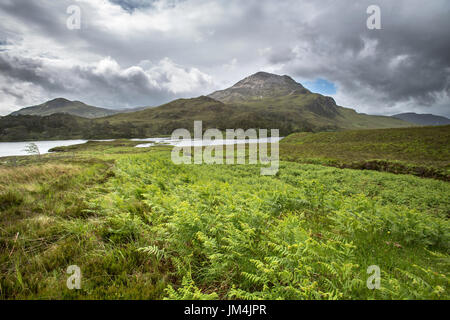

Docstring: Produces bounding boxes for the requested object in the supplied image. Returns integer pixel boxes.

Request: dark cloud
[266,0,450,116]
[0,54,67,92]
[0,0,71,41]
[0,53,213,109]
[0,0,448,117]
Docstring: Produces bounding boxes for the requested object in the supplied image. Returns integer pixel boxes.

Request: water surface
[0,140,87,157]
[0,137,283,158]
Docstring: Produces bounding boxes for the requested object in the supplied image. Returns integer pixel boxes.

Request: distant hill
[9,98,120,119]
[392,112,450,126]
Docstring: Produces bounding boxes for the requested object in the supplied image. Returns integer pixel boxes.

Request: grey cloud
[0,54,67,92]
[0,0,72,41]
[0,0,449,117]
[0,53,213,110]
[267,0,450,115]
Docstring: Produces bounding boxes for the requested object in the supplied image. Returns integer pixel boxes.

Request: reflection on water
[0,137,284,158]
[0,140,87,157]
[134,137,283,148]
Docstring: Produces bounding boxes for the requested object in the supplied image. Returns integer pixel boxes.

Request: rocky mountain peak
[232,72,303,90]
[208,71,309,103]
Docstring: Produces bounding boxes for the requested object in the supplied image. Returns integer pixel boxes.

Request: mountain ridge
[1,71,415,141]
[392,112,450,126]
[9,98,152,119]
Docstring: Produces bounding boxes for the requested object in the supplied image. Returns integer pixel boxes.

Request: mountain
[392,113,450,126]
[205,71,411,132]
[0,72,413,141]
[9,98,120,118]
[208,71,310,103]
[107,72,411,135]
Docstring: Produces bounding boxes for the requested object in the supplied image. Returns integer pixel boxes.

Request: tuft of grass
[0,189,23,210]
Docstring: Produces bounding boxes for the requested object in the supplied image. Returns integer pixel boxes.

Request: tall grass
[86,151,449,299]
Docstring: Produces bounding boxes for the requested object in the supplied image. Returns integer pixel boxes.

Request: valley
[0,72,448,300]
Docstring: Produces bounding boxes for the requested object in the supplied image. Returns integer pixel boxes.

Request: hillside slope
[0,114,146,141]
[281,125,450,180]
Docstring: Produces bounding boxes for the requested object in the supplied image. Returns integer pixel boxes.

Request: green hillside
[102,96,238,134]
[0,114,147,142]
[235,93,411,131]
[105,94,411,137]
[281,125,450,180]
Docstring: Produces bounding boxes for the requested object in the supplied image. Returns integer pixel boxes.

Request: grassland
[0,137,448,300]
[281,125,450,180]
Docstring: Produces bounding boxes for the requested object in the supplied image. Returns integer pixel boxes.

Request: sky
[0,0,449,117]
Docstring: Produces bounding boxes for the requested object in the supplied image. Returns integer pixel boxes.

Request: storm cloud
[0,0,449,116]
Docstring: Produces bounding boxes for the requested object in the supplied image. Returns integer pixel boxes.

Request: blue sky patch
[302,78,337,95]
[109,0,154,12]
